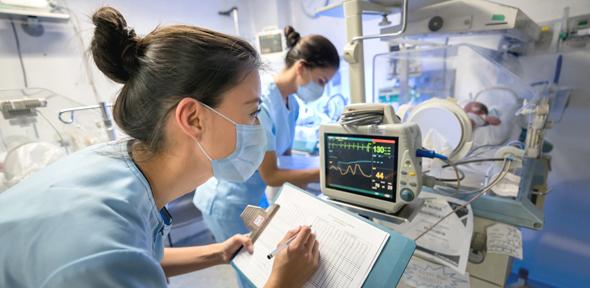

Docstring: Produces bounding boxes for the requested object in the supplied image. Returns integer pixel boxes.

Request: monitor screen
[258,33,283,54]
[324,133,398,202]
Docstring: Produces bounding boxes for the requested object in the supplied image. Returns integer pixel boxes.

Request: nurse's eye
[250,108,261,118]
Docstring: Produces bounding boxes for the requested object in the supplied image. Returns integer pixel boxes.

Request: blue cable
[416,148,448,161]
[553,54,563,85]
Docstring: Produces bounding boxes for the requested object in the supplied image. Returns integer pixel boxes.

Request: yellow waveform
[329,164,372,178]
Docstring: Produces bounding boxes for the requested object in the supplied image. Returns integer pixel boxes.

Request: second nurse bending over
[194,27,339,241]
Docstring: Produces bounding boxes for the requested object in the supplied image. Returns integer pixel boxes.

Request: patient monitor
[320,104,422,214]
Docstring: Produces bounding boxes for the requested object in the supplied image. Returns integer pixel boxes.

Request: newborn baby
[464,101,501,128]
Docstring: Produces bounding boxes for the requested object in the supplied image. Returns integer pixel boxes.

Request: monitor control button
[400,188,415,202]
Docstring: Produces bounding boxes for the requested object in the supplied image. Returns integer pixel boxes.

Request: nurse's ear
[174,97,206,141]
[294,60,307,77]
[294,60,311,86]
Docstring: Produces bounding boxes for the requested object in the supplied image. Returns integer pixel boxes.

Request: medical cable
[10,19,28,88]
[440,159,461,193]
[465,141,524,159]
[430,167,465,182]
[36,109,70,154]
[415,148,447,160]
[441,157,505,168]
[414,158,512,241]
[416,148,462,193]
[57,1,102,104]
[436,157,511,194]
[339,110,385,126]
[464,144,499,159]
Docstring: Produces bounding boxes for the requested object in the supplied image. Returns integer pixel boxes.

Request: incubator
[0,88,110,192]
[369,43,564,229]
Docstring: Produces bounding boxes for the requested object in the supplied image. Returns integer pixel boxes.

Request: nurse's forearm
[160,245,225,277]
[261,168,319,187]
[259,152,319,187]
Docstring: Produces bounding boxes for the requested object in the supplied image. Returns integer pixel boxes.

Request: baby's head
[463,101,501,127]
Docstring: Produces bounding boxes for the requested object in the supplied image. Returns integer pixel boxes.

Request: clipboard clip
[240,204,280,244]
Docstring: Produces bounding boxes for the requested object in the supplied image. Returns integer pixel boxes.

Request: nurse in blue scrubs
[193,26,339,281]
[0,7,319,288]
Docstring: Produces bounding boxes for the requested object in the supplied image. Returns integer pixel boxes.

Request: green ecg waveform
[328,141,391,156]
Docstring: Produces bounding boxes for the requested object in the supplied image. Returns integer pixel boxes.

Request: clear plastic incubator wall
[373,43,563,229]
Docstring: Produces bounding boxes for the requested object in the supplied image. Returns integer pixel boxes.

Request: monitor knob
[400,188,415,202]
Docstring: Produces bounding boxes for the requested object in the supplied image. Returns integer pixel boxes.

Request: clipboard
[231,183,416,288]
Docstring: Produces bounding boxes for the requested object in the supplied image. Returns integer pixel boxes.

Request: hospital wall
[0,0,250,105]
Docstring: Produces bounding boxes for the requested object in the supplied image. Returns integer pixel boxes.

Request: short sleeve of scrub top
[0,141,171,287]
[257,106,276,152]
[258,81,300,155]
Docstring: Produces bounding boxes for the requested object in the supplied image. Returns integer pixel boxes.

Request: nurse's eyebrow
[245,98,262,104]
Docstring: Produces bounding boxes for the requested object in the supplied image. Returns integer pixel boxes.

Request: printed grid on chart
[305,218,370,288]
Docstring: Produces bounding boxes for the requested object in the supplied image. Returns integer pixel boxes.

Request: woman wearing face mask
[193,25,339,287]
[0,7,319,288]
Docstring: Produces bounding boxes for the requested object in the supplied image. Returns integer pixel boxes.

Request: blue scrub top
[261,81,300,156]
[194,81,299,224]
[0,141,170,287]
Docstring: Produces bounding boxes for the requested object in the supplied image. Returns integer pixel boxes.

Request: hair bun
[91,7,141,83]
[284,26,301,49]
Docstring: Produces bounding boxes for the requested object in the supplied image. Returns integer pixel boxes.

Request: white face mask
[196,103,267,183]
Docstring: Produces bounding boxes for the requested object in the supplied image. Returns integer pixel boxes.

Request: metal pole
[344,0,409,104]
[98,102,116,141]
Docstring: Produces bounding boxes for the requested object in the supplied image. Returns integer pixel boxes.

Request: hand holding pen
[267,225,313,259]
[265,226,320,288]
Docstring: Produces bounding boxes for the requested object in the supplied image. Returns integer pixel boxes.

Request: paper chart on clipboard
[232,184,389,288]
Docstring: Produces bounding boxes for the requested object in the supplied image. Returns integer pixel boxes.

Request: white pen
[267,225,312,260]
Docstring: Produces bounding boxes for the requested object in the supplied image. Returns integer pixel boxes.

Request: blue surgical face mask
[196,103,266,183]
[296,70,325,103]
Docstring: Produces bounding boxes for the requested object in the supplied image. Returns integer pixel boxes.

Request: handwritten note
[399,256,470,288]
[486,223,523,259]
[383,191,473,274]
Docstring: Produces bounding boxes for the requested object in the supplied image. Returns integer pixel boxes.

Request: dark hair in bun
[90,6,261,154]
[284,25,301,49]
[283,25,339,70]
[91,7,141,84]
